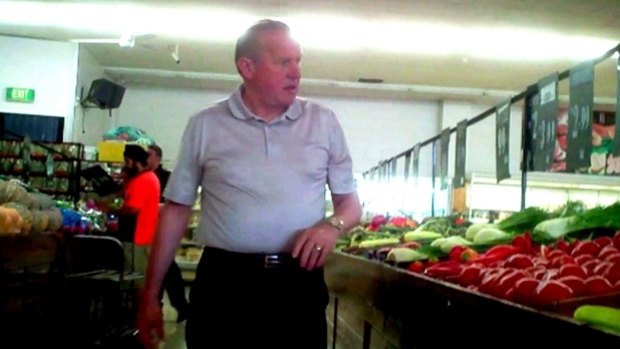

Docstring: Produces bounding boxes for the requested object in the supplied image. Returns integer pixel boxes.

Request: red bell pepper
[512,232,533,255]
[425,261,462,279]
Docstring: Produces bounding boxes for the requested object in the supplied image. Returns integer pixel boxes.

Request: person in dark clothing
[147,144,188,323]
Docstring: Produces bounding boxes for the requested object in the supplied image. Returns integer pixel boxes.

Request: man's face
[147,149,160,169]
[249,29,302,111]
[123,158,139,179]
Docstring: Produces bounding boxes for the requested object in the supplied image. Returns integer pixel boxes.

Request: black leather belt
[203,246,297,269]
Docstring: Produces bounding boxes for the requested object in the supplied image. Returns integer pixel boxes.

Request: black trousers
[185,247,329,349]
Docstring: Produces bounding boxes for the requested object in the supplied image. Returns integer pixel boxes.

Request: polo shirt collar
[228,85,302,123]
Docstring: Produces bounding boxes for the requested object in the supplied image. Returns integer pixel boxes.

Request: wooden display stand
[324,252,620,348]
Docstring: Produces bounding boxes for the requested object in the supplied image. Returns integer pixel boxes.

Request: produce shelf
[324,251,620,348]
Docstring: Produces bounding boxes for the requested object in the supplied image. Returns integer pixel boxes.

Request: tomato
[496,270,528,297]
[593,236,614,249]
[479,269,512,296]
[615,280,620,292]
[614,232,620,249]
[581,259,600,276]
[407,261,424,273]
[460,248,479,263]
[558,263,587,279]
[593,262,614,276]
[547,249,568,261]
[532,269,548,281]
[574,254,595,265]
[603,263,620,284]
[598,246,620,260]
[604,252,620,264]
[550,255,575,269]
[424,262,462,279]
[513,277,540,304]
[571,241,601,257]
[458,265,483,287]
[532,257,550,267]
[584,276,614,296]
[554,240,571,253]
[556,276,585,296]
[535,280,574,304]
[504,254,534,269]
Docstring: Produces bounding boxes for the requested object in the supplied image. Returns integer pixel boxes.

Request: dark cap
[123,144,148,163]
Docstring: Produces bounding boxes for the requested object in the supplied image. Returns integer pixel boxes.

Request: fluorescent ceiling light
[0,1,616,61]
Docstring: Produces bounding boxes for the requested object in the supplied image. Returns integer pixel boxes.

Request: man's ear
[237,57,254,80]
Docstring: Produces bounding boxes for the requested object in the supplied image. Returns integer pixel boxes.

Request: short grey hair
[235,19,290,62]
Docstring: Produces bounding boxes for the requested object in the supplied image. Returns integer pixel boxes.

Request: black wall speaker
[85,78,126,109]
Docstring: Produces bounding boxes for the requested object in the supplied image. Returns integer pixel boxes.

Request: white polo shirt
[164,86,356,253]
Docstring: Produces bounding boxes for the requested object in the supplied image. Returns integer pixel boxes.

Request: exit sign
[5,87,35,103]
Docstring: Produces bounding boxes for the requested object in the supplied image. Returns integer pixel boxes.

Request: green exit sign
[5,87,35,103]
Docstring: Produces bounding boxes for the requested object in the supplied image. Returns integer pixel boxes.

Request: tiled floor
[159,290,188,349]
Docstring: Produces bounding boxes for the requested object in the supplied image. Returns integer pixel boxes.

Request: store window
[0,113,64,142]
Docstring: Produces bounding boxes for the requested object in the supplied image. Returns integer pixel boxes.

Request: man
[147,144,189,323]
[137,19,362,349]
[119,144,160,274]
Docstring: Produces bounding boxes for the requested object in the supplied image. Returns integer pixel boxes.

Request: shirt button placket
[264,125,271,157]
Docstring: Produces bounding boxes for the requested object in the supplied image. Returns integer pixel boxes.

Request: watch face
[330,217,344,230]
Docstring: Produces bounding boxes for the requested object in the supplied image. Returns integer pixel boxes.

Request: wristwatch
[327,216,345,234]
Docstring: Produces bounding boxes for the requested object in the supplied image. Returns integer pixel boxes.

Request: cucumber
[574,305,620,333]
[358,238,400,249]
[386,247,428,263]
[403,230,443,242]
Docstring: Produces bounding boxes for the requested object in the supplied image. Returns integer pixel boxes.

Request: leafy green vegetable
[533,202,620,242]
[497,207,552,234]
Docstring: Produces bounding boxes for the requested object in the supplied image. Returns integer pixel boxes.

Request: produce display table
[0,232,64,346]
[324,251,620,349]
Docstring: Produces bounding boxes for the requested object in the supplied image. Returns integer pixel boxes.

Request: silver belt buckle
[264,254,282,268]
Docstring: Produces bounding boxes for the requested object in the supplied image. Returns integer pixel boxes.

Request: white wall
[0,36,78,141]
[73,47,118,146]
[117,85,230,167]
[117,84,441,173]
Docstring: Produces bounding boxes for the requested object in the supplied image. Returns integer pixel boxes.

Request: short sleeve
[163,115,204,205]
[326,110,356,194]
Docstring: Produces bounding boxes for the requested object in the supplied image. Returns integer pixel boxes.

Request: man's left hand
[292,222,340,270]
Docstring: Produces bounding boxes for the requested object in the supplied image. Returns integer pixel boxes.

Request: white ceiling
[1,0,619,102]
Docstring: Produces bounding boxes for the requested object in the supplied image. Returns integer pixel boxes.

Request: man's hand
[292,222,340,270]
[136,292,164,349]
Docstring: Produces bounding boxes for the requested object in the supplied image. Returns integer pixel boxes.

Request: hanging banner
[412,143,420,183]
[391,158,398,181]
[403,151,412,181]
[615,57,620,156]
[440,128,450,190]
[532,73,559,171]
[454,120,467,188]
[567,61,594,169]
[496,100,511,182]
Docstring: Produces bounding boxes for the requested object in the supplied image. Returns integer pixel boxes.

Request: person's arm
[292,191,361,270]
[136,200,193,348]
[143,200,192,299]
